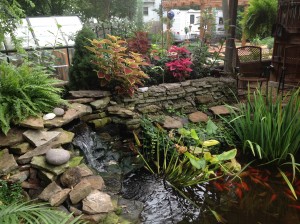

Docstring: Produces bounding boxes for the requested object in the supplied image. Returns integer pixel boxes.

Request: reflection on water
[122,168,300,224]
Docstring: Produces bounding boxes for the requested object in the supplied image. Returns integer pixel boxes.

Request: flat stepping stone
[69,90,111,98]
[163,116,184,129]
[44,103,92,128]
[188,111,209,123]
[23,130,61,147]
[210,105,231,115]
[19,116,44,129]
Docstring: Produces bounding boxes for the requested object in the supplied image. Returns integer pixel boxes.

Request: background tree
[241,0,277,39]
[0,0,33,49]
[17,0,72,16]
[72,0,138,22]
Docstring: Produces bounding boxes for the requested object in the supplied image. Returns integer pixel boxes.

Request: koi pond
[71,122,300,224]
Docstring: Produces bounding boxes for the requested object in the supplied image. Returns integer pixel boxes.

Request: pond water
[72,123,300,224]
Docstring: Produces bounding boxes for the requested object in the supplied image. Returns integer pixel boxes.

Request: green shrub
[0,180,23,205]
[68,26,100,90]
[0,61,65,135]
[222,88,300,164]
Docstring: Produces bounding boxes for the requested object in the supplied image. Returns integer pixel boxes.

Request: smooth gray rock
[45,148,70,165]
[23,130,61,147]
[0,149,19,175]
[53,107,65,116]
[82,190,114,214]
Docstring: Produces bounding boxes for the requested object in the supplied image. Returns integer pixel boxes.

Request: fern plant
[0,61,65,135]
[0,201,87,224]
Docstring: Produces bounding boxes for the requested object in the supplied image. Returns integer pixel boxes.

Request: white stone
[43,113,56,120]
[138,87,149,92]
[45,148,70,166]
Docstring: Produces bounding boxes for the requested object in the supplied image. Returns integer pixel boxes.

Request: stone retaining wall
[85,77,236,130]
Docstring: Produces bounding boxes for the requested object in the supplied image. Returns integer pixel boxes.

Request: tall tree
[17,0,73,16]
[73,0,137,22]
[0,0,34,51]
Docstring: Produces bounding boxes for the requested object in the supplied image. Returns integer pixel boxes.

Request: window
[190,15,195,24]
[143,7,149,16]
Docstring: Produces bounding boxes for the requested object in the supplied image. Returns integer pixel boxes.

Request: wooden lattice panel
[162,0,249,9]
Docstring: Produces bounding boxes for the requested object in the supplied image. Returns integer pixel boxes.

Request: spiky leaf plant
[222,88,300,164]
[0,201,87,224]
[0,61,66,135]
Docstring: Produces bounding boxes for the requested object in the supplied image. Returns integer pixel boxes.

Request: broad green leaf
[190,129,199,140]
[204,152,212,161]
[178,128,190,136]
[216,149,237,161]
[203,140,220,147]
[206,119,218,135]
[223,158,241,172]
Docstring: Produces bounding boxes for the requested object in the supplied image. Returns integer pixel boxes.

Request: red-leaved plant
[165,45,193,81]
[86,35,149,96]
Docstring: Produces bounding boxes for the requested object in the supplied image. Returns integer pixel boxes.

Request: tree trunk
[224,0,238,74]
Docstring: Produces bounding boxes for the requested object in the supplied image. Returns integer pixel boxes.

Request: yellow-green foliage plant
[0,61,65,135]
[86,34,149,97]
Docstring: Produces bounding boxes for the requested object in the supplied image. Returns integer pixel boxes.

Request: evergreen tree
[68,27,100,90]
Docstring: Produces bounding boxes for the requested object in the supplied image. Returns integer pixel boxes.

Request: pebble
[53,108,65,116]
[43,113,56,120]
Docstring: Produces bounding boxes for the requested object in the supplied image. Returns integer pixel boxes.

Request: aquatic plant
[222,88,300,164]
[133,118,239,187]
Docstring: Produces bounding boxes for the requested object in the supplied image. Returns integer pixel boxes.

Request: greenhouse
[0,16,82,80]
